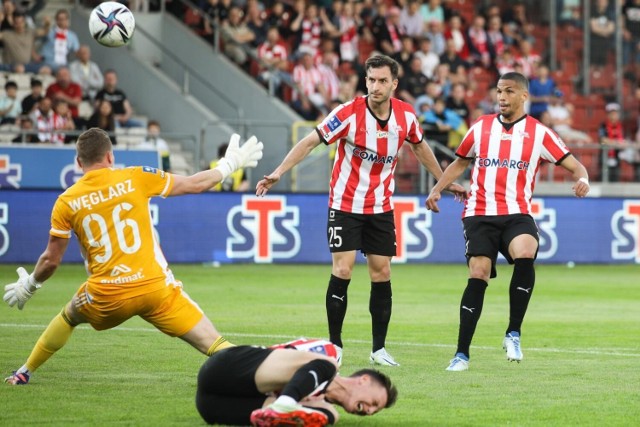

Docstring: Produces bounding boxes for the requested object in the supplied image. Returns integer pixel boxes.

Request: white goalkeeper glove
[214,133,264,180]
[3,267,42,310]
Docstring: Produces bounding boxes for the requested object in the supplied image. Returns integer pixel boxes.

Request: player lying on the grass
[3,128,263,385]
[196,338,397,426]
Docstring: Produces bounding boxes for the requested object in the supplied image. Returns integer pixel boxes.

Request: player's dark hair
[350,368,398,408]
[5,81,17,90]
[365,55,399,81]
[499,72,529,91]
[77,128,112,166]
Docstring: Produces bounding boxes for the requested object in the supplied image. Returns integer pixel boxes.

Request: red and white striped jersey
[256,41,288,70]
[456,114,570,217]
[317,96,423,214]
[32,109,55,143]
[299,18,322,55]
[292,64,323,100]
[317,63,340,101]
[517,52,541,78]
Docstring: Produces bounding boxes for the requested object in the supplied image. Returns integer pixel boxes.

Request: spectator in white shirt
[399,0,424,37]
[547,90,592,144]
[0,81,22,124]
[69,45,104,101]
[415,36,440,78]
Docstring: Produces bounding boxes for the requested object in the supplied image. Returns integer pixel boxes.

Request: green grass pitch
[1,263,639,426]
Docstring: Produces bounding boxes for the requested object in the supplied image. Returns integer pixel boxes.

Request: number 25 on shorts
[328,226,343,248]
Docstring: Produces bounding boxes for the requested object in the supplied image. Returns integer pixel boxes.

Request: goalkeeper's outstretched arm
[32,235,70,283]
[170,134,264,196]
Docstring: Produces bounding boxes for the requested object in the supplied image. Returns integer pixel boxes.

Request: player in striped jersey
[257,54,466,367]
[3,128,263,385]
[426,72,590,371]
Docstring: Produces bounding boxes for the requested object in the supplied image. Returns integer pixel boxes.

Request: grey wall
[71,8,301,187]
[153,13,300,187]
[72,10,238,172]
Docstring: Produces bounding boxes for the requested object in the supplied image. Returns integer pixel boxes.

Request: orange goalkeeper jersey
[50,166,175,298]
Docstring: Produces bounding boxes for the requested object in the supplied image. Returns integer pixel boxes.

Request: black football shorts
[196,346,272,425]
[462,214,539,278]
[326,208,396,256]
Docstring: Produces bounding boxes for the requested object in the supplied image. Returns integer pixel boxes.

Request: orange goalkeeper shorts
[74,281,204,337]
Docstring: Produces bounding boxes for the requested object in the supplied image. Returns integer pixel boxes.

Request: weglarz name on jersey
[67,179,135,212]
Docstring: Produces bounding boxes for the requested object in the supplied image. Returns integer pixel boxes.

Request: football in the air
[88,2,135,47]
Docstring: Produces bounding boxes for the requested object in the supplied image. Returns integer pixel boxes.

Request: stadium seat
[7,73,31,90]
[590,70,615,94]
[183,8,208,37]
[619,161,636,182]
[358,38,375,62]
[115,127,147,146]
[572,144,600,179]
[394,145,420,193]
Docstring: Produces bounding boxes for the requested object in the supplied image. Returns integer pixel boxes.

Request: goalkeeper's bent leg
[23,310,75,374]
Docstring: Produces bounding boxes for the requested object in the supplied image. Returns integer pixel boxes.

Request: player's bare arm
[410,141,467,202]
[558,154,590,198]
[171,134,263,196]
[256,131,323,196]
[426,157,472,213]
[32,235,70,283]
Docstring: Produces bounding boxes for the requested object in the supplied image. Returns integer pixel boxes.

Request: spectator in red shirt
[45,66,83,127]
[444,14,469,63]
[599,102,631,182]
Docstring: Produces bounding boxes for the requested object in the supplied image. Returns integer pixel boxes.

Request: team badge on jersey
[327,115,342,131]
[142,166,165,178]
[322,115,343,139]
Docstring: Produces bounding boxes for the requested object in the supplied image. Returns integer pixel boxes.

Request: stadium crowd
[3,1,639,181]
[171,0,640,182]
[0,5,173,169]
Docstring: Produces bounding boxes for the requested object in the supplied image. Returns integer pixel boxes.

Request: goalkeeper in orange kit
[3,127,263,385]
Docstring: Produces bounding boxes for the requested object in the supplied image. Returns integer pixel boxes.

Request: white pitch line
[2,323,639,358]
